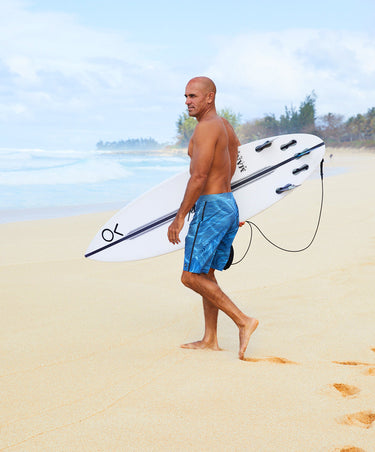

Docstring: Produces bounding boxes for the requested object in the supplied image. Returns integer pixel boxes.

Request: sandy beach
[1,150,375,452]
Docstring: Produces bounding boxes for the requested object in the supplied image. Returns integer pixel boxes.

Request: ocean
[0,147,345,225]
[0,148,189,223]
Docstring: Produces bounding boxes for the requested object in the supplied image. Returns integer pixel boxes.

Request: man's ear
[207,91,215,104]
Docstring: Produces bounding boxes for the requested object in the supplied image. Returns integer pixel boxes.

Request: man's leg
[181,270,258,359]
[181,271,259,359]
[181,269,220,350]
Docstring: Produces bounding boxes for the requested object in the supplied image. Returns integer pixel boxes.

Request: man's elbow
[191,172,208,186]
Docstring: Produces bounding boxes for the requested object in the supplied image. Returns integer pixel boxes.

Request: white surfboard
[85,133,325,262]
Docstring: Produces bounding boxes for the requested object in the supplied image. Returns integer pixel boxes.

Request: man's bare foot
[239,317,259,360]
[180,340,221,351]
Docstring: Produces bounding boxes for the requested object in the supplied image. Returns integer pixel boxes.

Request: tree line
[237,94,375,148]
[176,92,375,148]
[96,137,162,151]
[236,93,318,144]
[317,108,375,146]
[96,97,375,150]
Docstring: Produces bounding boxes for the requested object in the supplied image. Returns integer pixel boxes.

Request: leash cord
[232,159,325,265]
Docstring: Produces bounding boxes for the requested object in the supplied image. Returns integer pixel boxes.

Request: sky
[0,0,374,150]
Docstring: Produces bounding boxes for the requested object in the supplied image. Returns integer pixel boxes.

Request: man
[167,76,258,360]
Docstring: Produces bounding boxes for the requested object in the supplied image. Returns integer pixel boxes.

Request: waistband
[197,192,234,203]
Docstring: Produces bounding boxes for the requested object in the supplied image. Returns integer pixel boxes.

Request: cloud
[1,4,156,94]
[207,29,375,120]
[1,1,374,149]
[0,0,183,147]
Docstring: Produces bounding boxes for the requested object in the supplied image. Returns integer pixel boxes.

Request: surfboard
[85,133,325,262]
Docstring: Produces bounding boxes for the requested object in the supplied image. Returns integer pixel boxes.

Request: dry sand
[1,150,375,451]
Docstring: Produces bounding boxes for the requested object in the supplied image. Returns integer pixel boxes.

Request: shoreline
[0,148,361,225]
[0,201,124,224]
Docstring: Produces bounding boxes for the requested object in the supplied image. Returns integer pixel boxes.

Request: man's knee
[207,268,215,281]
[181,270,214,289]
[181,270,194,288]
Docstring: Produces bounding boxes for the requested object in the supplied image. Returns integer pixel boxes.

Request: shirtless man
[167,76,258,360]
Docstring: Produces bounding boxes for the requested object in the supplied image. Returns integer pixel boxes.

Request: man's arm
[167,121,218,244]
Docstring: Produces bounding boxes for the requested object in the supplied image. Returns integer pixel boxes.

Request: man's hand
[168,215,185,244]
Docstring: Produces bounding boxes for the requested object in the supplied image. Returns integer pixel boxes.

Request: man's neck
[196,105,217,122]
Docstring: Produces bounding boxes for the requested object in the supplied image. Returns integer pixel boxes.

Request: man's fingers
[168,226,179,244]
[168,216,184,244]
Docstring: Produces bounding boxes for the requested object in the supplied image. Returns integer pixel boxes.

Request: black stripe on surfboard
[85,141,324,258]
[230,166,274,191]
[85,210,178,258]
[231,141,324,192]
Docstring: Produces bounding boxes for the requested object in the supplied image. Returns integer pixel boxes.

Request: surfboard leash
[232,158,325,266]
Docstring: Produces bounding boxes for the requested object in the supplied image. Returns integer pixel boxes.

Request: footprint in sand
[333,354,375,375]
[243,356,297,364]
[333,348,375,368]
[334,447,366,452]
[331,383,360,398]
[332,361,372,366]
[338,410,375,429]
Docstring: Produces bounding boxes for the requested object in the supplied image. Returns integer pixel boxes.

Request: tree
[218,108,242,130]
[176,112,197,147]
[278,92,317,134]
[298,92,317,133]
[175,107,242,147]
[262,114,280,136]
[317,113,345,143]
[364,107,375,140]
[237,116,280,144]
[346,114,366,141]
[237,92,317,144]
[236,119,261,143]
[279,104,299,133]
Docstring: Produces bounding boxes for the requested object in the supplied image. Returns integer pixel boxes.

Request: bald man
[167,76,258,360]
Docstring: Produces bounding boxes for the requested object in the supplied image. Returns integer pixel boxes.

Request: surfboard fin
[295,141,324,159]
[295,148,312,159]
[255,140,272,152]
[276,183,299,194]
[280,139,297,150]
[292,164,309,175]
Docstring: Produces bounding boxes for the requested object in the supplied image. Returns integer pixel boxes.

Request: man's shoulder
[220,117,241,147]
[194,115,224,135]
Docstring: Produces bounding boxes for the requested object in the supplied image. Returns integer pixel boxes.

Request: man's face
[184,81,209,118]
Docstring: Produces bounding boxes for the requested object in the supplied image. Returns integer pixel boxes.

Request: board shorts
[183,192,239,274]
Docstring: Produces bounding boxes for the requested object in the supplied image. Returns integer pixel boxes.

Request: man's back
[188,115,239,195]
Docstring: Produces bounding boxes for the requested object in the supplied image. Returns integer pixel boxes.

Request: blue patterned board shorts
[183,192,239,274]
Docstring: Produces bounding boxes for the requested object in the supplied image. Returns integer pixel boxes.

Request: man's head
[185,76,217,119]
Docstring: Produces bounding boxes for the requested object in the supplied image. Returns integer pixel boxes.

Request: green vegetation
[318,108,375,147]
[176,112,197,148]
[96,137,162,151]
[177,94,375,148]
[97,97,375,151]
[237,94,375,148]
[238,93,317,143]
[174,97,318,147]
[175,108,242,147]
[219,107,242,130]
